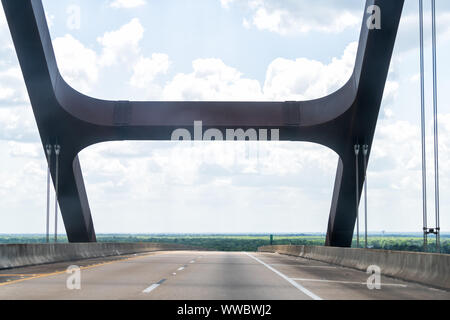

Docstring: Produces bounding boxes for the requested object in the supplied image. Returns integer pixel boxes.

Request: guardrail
[258,245,450,291]
[0,243,200,270]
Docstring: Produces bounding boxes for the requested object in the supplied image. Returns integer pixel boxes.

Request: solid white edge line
[290,278,408,287]
[245,252,322,301]
[269,264,337,269]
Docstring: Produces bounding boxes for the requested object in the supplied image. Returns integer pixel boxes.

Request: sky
[0,0,450,235]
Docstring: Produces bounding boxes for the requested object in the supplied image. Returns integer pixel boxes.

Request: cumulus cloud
[396,11,450,54]
[264,41,358,100]
[52,18,170,96]
[49,9,363,103]
[0,139,48,233]
[53,34,99,93]
[0,10,29,106]
[162,41,358,102]
[7,141,41,158]
[381,80,399,118]
[2,0,450,233]
[220,0,235,9]
[365,114,450,231]
[0,107,39,142]
[97,18,144,67]
[222,0,362,35]
[109,0,146,9]
[0,6,10,46]
[78,139,338,233]
[0,67,28,105]
[163,58,264,101]
[0,6,6,27]
[130,54,171,89]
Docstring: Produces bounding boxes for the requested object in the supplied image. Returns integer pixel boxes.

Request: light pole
[45,144,52,243]
[363,144,369,249]
[54,144,60,243]
[354,144,360,248]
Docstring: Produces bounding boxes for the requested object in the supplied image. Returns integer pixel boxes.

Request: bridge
[0,243,449,300]
[1,0,449,303]
[2,0,402,246]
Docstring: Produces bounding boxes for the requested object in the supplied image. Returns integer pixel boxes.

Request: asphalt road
[0,251,448,300]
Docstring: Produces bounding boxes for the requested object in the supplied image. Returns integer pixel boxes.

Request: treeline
[0,235,448,254]
[351,237,450,254]
[96,236,326,252]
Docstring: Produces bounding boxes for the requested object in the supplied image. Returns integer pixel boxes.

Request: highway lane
[0,251,449,300]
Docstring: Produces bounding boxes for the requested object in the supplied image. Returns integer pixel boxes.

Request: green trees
[0,234,448,254]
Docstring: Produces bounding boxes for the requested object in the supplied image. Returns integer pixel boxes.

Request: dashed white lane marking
[291,278,408,287]
[143,279,166,294]
[190,260,195,263]
[177,267,185,271]
[143,284,159,293]
[245,253,322,301]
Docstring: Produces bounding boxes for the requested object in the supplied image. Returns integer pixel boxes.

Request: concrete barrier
[0,243,200,270]
[258,245,450,291]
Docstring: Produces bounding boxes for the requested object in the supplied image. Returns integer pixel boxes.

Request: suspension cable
[45,144,52,243]
[363,144,369,249]
[54,144,61,243]
[354,145,360,248]
[431,0,440,253]
[419,0,428,251]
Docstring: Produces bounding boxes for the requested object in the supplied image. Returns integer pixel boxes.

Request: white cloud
[366,117,446,231]
[373,120,421,172]
[223,0,361,35]
[0,107,39,142]
[220,0,236,9]
[0,87,13,100]
[263,41,358,100]
[7,141,41,158]
[45,11,55,29]
[3,0,450,234]
[0,7,6,26]
[161,42,358,102]
[242,18,251,29]
[53,18,168,97]
[383,81,399,106]
[0,139,48,233]
[53,34,99,93]
[97,18,144,67]
[130,53,170,89]
[163,58,264,101]
[394,11,450,54]
[0,66,28,105]
[78,139,338,233]
[110,0,146,9]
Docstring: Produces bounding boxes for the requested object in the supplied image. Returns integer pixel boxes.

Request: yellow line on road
[0,252,159,287]
[0,274,39,277]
